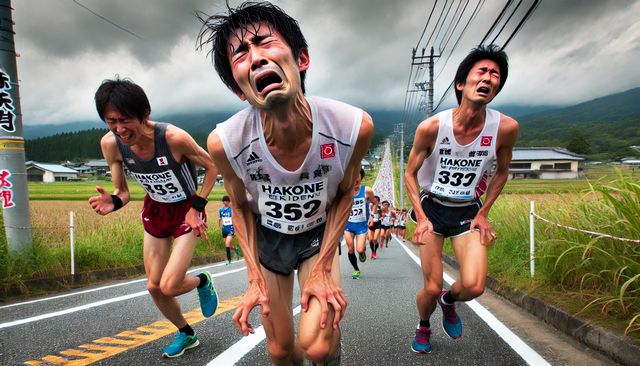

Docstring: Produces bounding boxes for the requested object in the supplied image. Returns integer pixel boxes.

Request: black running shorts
[256,216,325,276]
[416,193,482,238]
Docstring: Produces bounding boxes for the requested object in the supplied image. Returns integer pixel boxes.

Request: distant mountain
[517,87,640,159]
[23,87,640,162]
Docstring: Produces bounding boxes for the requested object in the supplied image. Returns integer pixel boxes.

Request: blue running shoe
[438,290,462,339]
[411,326,432,353]
[162,332,199,358]
[351,270,361,279]
[198,271,218,317]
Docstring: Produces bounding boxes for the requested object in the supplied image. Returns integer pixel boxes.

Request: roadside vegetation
[0,180,230,294]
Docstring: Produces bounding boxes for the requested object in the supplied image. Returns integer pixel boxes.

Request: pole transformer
[0,0,32,253]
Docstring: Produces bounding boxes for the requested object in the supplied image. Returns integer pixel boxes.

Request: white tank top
[216,96,362,234]
[417,108,500,201]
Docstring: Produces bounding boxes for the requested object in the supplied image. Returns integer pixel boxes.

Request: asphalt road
[2,235,618,366]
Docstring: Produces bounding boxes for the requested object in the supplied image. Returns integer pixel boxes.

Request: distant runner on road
[344,168,376,279]
[404,45,519,354]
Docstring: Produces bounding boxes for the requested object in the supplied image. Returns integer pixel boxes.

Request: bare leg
[297,251,342,364]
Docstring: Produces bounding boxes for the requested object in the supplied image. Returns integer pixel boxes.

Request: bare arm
[208,129,269,336]
[404,116,439,244]
[166,125,218,239]
[88,132,131,215]
[300,112,374,329]
[471,115,519,244]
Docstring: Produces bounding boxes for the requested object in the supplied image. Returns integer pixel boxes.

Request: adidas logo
[246,151,262,165]
[441,137,450,145]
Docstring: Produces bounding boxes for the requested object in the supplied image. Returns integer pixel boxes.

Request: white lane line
[0,260,244,309]
[207,305,302,366]
[0,266,246,329]
[396,238,550,366]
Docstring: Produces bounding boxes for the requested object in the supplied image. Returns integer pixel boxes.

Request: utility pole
[399,123,405,209]
[411,46,439,118]
[0,0,32,253]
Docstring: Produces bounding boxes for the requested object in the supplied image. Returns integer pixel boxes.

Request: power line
[71,0,145,40]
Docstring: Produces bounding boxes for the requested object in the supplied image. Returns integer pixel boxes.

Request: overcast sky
[11,0,640,125]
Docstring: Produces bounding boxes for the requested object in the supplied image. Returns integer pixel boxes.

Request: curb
[0,254,226,301]
[440,253,640,366]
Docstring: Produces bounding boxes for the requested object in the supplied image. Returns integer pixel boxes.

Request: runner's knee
[146,281,162,297]
[266,340,294,363]
[299,337,333,364]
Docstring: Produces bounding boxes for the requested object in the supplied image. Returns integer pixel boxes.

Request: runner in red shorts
[89,78,219,359]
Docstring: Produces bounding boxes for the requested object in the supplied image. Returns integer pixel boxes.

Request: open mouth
[255,70,284,95]
[477,86,490,95]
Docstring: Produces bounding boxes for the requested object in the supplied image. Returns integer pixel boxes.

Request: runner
[344,168,375,279]
[198,2,374,364]
[219,195,240,265]
[397,209,407,241]
[368,195,382,259]
[89,78,219,358]
[379,201,395,248]
[404,45,518,353]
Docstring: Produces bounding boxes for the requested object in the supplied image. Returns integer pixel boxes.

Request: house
[26,161,80,182]
[83,159,110,176]
[509,147,584,179]
[361,159,372,171]
[622,159,640,167]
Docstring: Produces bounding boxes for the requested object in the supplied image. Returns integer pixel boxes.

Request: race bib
[429,156,483,200]
[222,216,232,226]
[132,170,186,203]
[258,179,328,234]
[349,197,367,223]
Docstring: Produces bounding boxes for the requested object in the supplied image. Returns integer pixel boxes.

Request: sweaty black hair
[222,195,231,202]
[197,1,308,94]
[454,44,508,104]
[94,77,150,123]
[359,168,365,179]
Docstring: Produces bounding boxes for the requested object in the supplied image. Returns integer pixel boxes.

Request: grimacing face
[456,59,501,105]
[227,22,309,110]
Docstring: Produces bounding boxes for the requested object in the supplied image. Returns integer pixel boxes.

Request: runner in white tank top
[199,3,374,364]
[404,45,519,354]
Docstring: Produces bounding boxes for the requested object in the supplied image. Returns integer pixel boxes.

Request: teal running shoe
[162,332,199,358]
[411,326,432,354]
[351,270,361,279]
[198,271,218,317]
[438,290,462,339]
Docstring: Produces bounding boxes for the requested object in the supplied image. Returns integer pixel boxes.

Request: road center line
[396,237,550,366]
[0,266,247,329]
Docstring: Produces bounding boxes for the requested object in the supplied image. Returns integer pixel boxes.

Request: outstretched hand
[88,186,116,215]
[300,269,347,329]
[232,280,271,336]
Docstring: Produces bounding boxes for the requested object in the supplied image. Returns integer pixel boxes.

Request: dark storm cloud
[14,0,215,64]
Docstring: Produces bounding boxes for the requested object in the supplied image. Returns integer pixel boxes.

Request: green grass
[27,179,229,201]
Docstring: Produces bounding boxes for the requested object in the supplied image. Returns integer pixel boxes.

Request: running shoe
[226,260,232,266]
[197,271,218,317]
[162,332,199,358]
[438,290,462,339]
[351,270,360,279]
[358,251,367,262]
[371,252,377,260]
[411,326,432,354]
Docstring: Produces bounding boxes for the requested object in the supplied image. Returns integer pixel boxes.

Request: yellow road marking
[23,296,243,365]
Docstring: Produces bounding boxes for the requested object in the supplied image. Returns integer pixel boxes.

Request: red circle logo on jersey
[321,143,335,159]
[480,136,493,146]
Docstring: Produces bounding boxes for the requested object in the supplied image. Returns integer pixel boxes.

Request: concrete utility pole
[0,0,32,253]
[399,123,405,209]
[411,47,439,118]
